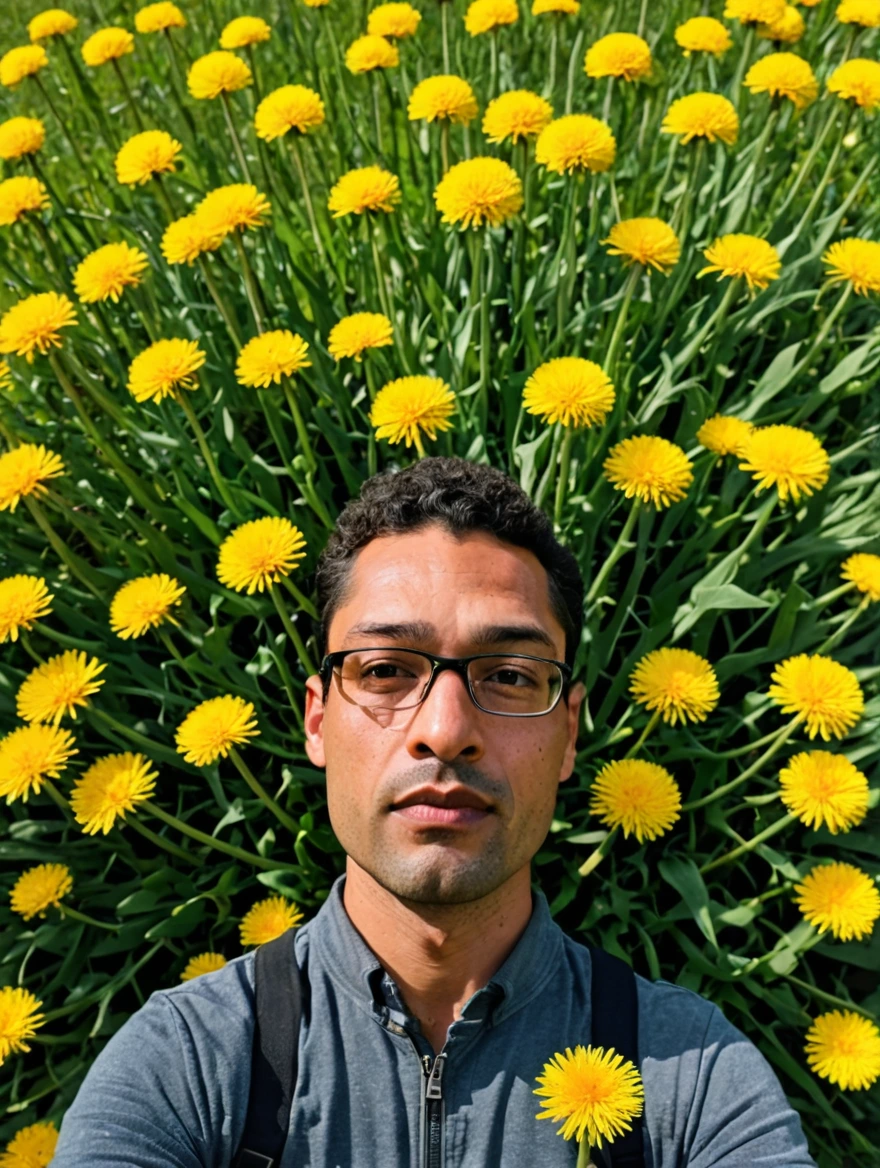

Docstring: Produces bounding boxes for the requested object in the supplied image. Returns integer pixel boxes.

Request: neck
[342,859,534,1054]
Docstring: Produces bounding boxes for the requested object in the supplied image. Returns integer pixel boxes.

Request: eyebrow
[343,620,558,653]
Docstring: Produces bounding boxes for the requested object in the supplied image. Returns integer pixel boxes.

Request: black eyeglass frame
[319,648,574,718]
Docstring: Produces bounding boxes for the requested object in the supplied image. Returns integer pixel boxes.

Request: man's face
[304,524,584,906]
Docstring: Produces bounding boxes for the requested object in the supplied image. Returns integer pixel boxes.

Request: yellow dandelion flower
[603,218,680,273]
[535,114,616,174]
[758,5,805,42]
[464,0,518,35]
[127,338,206,404]
[0,575,53,643]
[115,129,182,185]
[175,694,260,766]
[836,0,880,25]
[0,1120,59,1167]
[240,895,304,946]
[345,34,399,73]
[0,292,77,362]
[805,1011,880,1091]
[368,3,422,38]
[532,0,579,15]
[744,52,818,109]
[0,116,45,161]
[0,443,64,512]
[195,183,271,241]
[841,552,880,601]
[29,10,78,40]
[630,647,719,725]
[220,16,271,49]
[217,516,307,594]
[187,50,252,99]
[779,751,870,833]
[794,861,880,941]
[696,414,755,457]
[434,156,523,228]
[73,242,149,304]
[823,238,880,296]
[603,435,694,508]
[724,0,787,23]
[0,362,9,391]
[738,424,830,502]
[827,58,880,110]
[303,0,330,8]
[9,862,73,920]
[699,234,781,290]
[661,92,739,146]
[109,573,186,639]
[0,987,44,1066]
[135,3,186,33]
[70,752,158,834]
[674,16,733,56]
[534,1044,645,1147]
[523,357,615,428]
[768,654,864,740]
[328,166,401,216]
[180,952,228,981]
[0,176,49,227]
[161,214,219,265]
[0,46,49,89]
[589,759,681,842]
[370,375,456,455]
[255,84,325,139]
[328,312,393,360]
[585,32,652,82]
[235,330,311,387]
[16,650,106,726]
[482,89,553,144]
[407,75,478,124]
[0,723,77,804]
[81,27,135,67]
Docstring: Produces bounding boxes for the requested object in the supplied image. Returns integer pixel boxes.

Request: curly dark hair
[314,457,584,667]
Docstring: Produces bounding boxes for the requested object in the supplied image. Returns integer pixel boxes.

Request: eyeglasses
[319,647,572,719]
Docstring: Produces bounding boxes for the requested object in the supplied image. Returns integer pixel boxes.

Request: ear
[304,674,327,769]
[558,681,585,784]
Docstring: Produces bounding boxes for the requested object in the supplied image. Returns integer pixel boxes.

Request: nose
[404,665,485,763]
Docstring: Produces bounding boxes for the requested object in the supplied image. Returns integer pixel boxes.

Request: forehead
[327,525,562,651]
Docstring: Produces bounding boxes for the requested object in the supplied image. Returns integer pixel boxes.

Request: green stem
[141,798,299,869]
[815,596,870,655]
[288,135,326,261]
[282,376,318,474]
[576,1135,592,1168]
[790,105,853,239]
[672,276,740,372]
[221,91,253,183]
[682,715,803,811]
[811,581,857,609]
[441,1,451,72]
[552,426,576,528]
[578,825,617,878]
[730,24,755,111]
[197,255,243,349]
[585,500,641,603]
[41,778,76,823]
[280,574,320,619]
[782,973,878,1024]
[372,71,384,159]
[229,745,300,833]
[478,230,491,434]
[233,231,267,333]
[176,388,243,519]
[41,943,164,1023]
[269,582,317,675]
[602,265,640,379]
[112,58,145,131]
[59,904,120,931]
[23,496,105,598]
[624,709,661,759]
[699,811,798,874]
[124,813,201,865]
[33,73,96,191]
[774,101,841,221]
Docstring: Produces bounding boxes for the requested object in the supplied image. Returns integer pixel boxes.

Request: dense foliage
[0,0,878,1163]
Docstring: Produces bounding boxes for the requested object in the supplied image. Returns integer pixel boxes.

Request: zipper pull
[426,1053,446,1100]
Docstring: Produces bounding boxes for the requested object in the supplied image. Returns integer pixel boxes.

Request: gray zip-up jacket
[51,873,817,1167]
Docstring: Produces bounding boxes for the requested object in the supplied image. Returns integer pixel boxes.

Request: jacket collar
[306,872,564,1030]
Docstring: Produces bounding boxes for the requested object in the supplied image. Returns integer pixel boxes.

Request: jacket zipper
[420,1051,446,1168]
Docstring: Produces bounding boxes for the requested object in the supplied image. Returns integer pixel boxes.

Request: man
[52,457,816,1167]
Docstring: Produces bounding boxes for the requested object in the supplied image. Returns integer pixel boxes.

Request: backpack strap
[233,927,302,1168]
[587,945,645,1168]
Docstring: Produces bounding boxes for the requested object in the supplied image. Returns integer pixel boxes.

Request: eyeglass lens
[333,649,564,716]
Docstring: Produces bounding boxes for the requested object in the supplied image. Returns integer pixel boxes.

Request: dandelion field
[0,0,880,1161]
